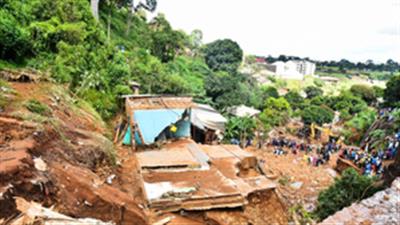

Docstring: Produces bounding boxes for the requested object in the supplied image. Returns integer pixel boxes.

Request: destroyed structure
[121,95,227,146]
[120,95,278,213]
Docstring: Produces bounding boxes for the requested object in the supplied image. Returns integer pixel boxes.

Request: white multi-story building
[292,60,316,76]
[268,60,316,80]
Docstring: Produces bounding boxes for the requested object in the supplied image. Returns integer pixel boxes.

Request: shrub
[369,129,387,149]
[0,9,31,61]
[372,86,384,98]
[80,89,116,120]
[314,168,381,221]
[330,92,368,117]
[343,109,376,145]
[25,99,51,116]
[310,96,327,106]
[350,84,376,105]
[314,78,324,87]
[304,86,323,99]
[384,75,400,106]
[261,97,292,127]
[301,105,334,125]
[261,86,279,99]
[284,90,305,110]
[0,94,7,110]
[224,116,256,145]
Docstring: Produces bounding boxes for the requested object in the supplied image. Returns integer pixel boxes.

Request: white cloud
[154,0,400,63]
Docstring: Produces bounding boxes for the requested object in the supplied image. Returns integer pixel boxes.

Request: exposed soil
[205,190,288,225]
[1,80,339,225]
[0,81,146,224]
[247,146,338,210]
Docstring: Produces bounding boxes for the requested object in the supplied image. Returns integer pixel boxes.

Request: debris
[152,216,174,225]
[325,168,337,178]
[161,187,197,199]
[138,140,276,212]
[33,157,47,172]
[11,197,114,225]
[84,200,93,207]
[290,182,303,190]
[106,174,116,184]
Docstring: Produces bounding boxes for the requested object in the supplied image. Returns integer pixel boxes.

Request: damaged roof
[135,139,276,212]
[125,95,194,111]
[124,96,228,146]
[124,96,194,146]
[191,104,227,132]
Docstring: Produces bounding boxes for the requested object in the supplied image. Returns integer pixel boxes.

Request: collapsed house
[121,95,227,147]
[136,139,276,212]
[121,95,277,212]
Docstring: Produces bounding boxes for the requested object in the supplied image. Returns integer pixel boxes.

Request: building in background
[293,60,316,76]
[269,60,316,80]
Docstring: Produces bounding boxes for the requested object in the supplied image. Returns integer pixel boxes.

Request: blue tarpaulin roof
[133,109,190,145]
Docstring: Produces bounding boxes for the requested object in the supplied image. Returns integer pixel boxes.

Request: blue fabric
[133,109,190,145]
[122,126,131,145]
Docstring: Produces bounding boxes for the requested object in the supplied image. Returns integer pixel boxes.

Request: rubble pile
[320,178,400,225]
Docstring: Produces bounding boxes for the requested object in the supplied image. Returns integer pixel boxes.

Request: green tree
[260,86,279,99]
[224,116,256,147]
[204,39,243,73]
[329,92,368,119]
[314,168,381,221]
[350,84,376,105]
[165,56,210,96]
[260,97,291,127]
[284,90,305,110]
[125,0,157,36]
[205,72,252,109]
[0,9,31,61]
[301,105,334,125]
[187,29,203,55]
[342,108,377,145]
[372,86,384,98]
[149,14,185,62]
[304,86,323,99]
[384,75,400,106]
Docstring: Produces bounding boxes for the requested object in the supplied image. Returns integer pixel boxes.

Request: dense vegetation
[0,0,265,119]
[1,0,399,145]
[314,168,381,221]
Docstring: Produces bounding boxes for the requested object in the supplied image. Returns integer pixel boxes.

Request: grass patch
[278,175,291,186]
[0,94,7,110]
[11,111,48,125]
[0,60,23,70]
[24,100,51,116]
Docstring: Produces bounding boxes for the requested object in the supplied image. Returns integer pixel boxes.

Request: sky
[153,0,400,63]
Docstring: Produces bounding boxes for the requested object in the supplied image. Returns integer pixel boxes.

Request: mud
[1,81,146,224]
[205,190,288,225]
[50,163,147,225]
[247,146,337,209]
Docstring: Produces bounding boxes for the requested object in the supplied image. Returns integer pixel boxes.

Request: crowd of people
[269,137,342,167]
[340,131,400,176]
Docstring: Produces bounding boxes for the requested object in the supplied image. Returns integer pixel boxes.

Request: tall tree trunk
[107,7,111,43]
[90,0,100,20]
[125,0,135,37]
[125,9,133,37]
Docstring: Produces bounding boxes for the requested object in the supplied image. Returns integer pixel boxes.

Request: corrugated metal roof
[135,139,276,212]
[126,96,193,110]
